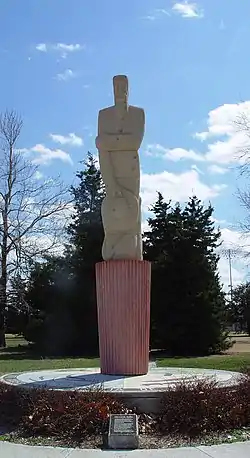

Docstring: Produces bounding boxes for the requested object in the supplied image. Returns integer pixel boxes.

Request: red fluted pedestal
[95,259,151,375]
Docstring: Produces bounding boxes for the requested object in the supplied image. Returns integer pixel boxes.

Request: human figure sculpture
[95,75,145,260]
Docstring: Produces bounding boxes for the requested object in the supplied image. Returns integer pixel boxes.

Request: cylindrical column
[95,259,151,375]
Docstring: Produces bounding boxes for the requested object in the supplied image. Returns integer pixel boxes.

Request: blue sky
[1,0,250,288]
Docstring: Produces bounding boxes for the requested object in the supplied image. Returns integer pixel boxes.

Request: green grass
[1,335,250,375]
[4,334,29,348]
[158,355,250,372]
[0,335,99,376]
[0,357,100,376]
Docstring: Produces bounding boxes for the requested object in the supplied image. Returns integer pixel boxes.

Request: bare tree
[229,110,250,253]
[0,110,71,347]
[234,110,250,175]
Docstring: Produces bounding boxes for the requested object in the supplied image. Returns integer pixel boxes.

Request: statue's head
[113,75,128,104]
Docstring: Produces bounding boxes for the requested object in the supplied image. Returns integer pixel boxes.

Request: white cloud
[149,101,250,167]
[21,144,73,166]
[36,43,47,52]
[191,164,204,174]
[172,1,203,19]
[212,217,227,225]
[143,8,170,21]
[156,8,170,16]
[207,164,228,174]
[195,102,250,140]
[140,168,226,212]
[218,257,245,290]
[36,42,84,58]
[147,144,204,161]
[205,132,246,164]
[220,227,250,254]
[50,133,83,147]
[217,227,250,289]
[56,69,77,81]
[54,43,83,52]
[195,101,250,165]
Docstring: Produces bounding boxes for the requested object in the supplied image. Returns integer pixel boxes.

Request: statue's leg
[102,232,139,260]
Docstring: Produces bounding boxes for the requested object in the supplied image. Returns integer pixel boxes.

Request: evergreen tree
[144,193,229,355]
[67,152,104,264]
[64,152,105,354]
[23,153,105,355]
[229,283,250,334]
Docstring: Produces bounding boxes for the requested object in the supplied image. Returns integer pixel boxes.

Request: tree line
[5,152,233,356]
[3,110,249,356]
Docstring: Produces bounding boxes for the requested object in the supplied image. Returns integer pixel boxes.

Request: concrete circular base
[0,365,241,413]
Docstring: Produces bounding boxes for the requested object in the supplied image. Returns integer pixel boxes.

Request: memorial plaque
[108,414,139,449]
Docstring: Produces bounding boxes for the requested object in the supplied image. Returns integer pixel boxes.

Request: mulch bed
[1,373,250,449]
[2,427,250,449]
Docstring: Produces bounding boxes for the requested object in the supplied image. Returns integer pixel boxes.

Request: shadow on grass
[150,349,202,360]
[0,345,30,355]
[0,348,100,361]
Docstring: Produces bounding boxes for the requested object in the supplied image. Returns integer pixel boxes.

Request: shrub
[1,374,250,442]
[0,384,128,441]
[0,384,32,427]
[159,374,250,437]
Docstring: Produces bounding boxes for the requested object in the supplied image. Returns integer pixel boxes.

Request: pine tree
[229,283,250,333]
[144,193,229,355]
[64,152,105,354]
[67,152,105,262]
[23,153,105,355]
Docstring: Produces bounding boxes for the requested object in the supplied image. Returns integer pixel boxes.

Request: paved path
[1,441,250,457]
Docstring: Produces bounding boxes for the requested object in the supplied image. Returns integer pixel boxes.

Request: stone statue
[95,75,145,261]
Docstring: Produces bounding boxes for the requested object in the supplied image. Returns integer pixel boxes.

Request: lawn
[0,335,99,376]
[157,354,250,372]
[1,334,250,375]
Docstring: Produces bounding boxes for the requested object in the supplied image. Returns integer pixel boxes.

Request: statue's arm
[96,110,114,150]
[96,107,145,151]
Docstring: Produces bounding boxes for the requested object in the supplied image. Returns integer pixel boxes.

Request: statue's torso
[97,105,145,152]
[96,101,144,261]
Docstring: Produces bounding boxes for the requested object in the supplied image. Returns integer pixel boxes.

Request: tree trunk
[0,280,6,348]
[0,217,8,348]
[0,327,6,348]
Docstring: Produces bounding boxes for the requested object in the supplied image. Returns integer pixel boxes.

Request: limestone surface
[0,366,240,392]
[95,75,145,261]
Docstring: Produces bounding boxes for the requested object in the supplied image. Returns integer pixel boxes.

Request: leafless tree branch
[0,109,72,346]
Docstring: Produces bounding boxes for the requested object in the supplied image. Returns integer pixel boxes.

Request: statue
[95,76,150,375]
[95,75,145,260]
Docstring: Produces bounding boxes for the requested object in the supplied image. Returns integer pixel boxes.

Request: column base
[95,259,151,375]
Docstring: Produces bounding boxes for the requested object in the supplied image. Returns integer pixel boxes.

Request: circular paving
[0,366,240,393]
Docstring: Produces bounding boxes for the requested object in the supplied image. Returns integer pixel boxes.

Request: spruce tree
[67,152,104,262]
[64,152,105,354]
[23,153,105,355]
[144,193,229,355]
[229,283,250,334]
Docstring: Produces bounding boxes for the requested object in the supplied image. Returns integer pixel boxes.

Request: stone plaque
[108,414,139,449]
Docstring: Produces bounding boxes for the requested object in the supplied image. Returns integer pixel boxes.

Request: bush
[0,384,128,442]
[0,384,32,427]
[159,375,250,437]
[1,374,250,442]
